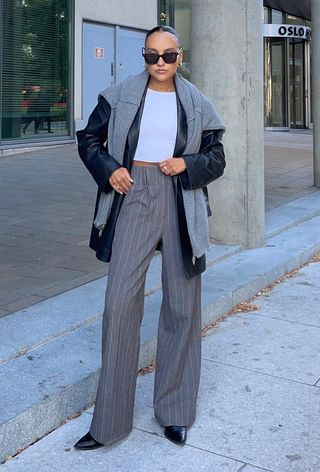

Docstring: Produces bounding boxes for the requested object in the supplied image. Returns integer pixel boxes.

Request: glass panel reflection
[1,0,70,141]
[289,39,305,128]
[271,9,283,24]
[174,0,190,79]
[159,0,171,25]
[264,38,287,127]
[286,14,306,26]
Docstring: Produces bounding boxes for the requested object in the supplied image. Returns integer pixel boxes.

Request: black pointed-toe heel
[74,431,104,450]
[164,425,187,445]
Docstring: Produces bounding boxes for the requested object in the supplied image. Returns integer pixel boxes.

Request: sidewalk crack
[202,356,320,387]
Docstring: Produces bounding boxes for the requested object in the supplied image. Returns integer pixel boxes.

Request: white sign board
[263,24,311,40]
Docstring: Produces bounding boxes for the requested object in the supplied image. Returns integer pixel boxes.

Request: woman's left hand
[159,158,186,176]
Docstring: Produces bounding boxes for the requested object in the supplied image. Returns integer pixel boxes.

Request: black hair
[145,26,181,47]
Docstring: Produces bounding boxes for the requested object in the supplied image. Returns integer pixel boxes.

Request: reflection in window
[264,38,287,127]
[1,0,70,141]
[271,9,284,24]
[159,0,171,26]
[286,14,306,26]
[289,40,305,128]
[158,0,190,80]
[174,0,190,79]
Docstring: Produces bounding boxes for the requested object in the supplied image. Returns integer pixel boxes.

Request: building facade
[161,1,313,130]
[0,0,314,148]
[0,0,158,149]
[263,6,312,129]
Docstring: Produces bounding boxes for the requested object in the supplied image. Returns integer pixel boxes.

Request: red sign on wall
[94,47,104,59]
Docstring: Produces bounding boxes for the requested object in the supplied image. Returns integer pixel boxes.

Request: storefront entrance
[264,24,312,129]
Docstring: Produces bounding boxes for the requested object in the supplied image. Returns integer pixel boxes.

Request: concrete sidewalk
[0,193,320,465]
[0,132,319,468]
[0,144,107,317]
[264,130,315,211]
[2,255,320,472]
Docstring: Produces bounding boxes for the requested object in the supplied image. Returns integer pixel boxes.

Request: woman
[74,25,226,450]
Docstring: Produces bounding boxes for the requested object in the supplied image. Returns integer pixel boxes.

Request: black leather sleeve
[76,96,121,193]
[178,129,226,190]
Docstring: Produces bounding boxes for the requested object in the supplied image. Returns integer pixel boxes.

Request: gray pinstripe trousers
[90,165,202,445]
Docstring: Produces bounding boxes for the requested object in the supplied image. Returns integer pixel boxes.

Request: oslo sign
[263,24,312,40]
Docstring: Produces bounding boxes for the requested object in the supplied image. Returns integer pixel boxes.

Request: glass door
[305,40,312,128]
[264,38,287,128]
[289,39,305,128]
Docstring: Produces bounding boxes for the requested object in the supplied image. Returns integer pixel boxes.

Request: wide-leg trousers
[89,165,202,445]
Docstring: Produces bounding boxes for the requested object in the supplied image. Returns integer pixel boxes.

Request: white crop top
[133,88,177,162]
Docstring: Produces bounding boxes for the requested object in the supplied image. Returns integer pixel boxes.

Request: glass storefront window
[159,0,171,26]
[289,39,305,128]
[285,14,306,25]
[158,0,190,79]
[1,0,71,142]
[174,0,190,79]
[271,9,284,24]
[264,38,287,127]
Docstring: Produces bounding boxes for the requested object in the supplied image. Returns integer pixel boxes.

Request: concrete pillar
[312,0,320,188]
[190,0,265,248]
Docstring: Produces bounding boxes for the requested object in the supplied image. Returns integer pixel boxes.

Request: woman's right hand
[109,167,134,194]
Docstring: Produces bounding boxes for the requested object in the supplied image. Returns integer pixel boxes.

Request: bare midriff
[132,160,160,166]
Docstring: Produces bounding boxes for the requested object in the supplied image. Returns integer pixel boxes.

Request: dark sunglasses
[142,48,180,65]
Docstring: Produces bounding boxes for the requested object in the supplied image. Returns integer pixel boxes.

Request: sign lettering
[263,24,311,40]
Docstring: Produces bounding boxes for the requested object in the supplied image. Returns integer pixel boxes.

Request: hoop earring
[178,62,183,68]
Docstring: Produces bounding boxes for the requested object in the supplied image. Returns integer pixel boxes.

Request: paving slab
[265,191,320,237]
[1,258,320,471]
[201,312,320,384]
[1,413,246,472]
[255,263,320,327]
[0,295,45,316]
[32,272,104,299]
[201,261,320,386]
[136,360,320,472]
[0,213,319,463]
